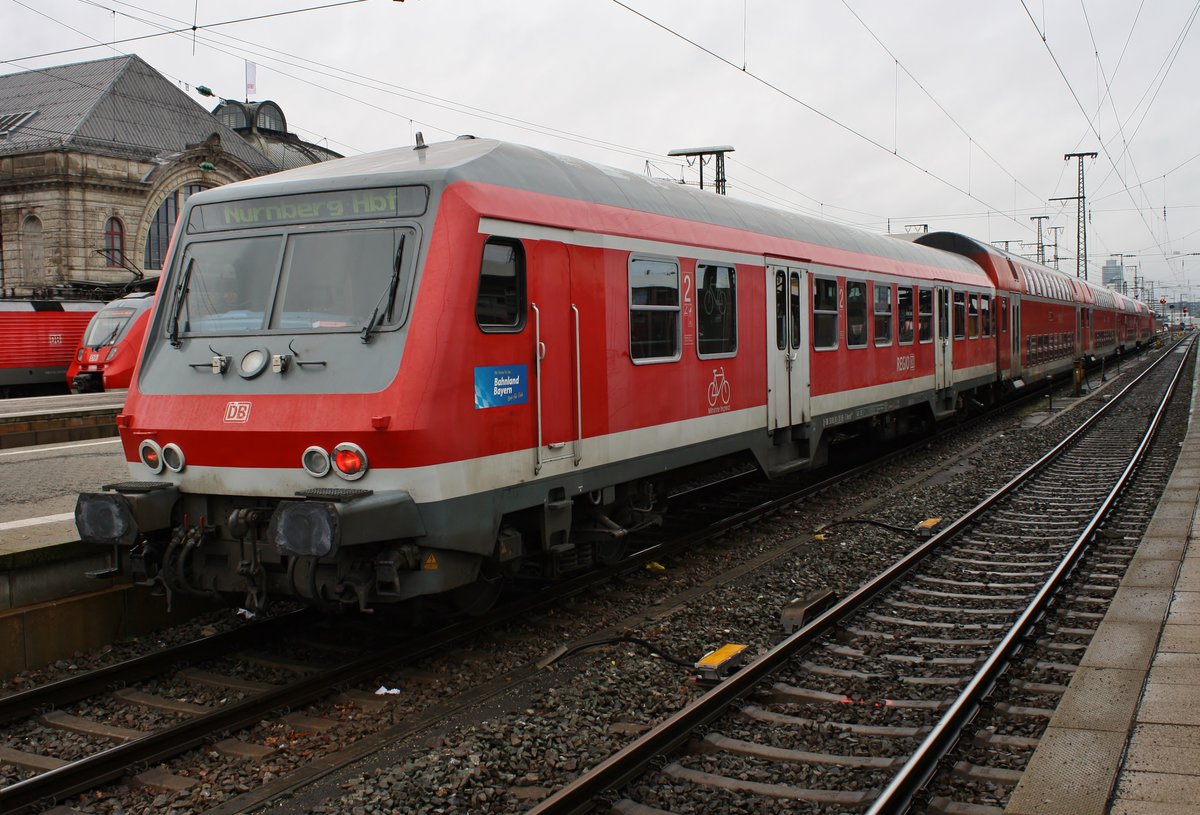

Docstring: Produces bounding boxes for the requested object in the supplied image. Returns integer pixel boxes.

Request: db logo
[223,401,252,423]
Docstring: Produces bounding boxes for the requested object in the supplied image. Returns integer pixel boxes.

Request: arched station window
[144,184,207,270]
[104,217,125,267]
[22,215,44,282]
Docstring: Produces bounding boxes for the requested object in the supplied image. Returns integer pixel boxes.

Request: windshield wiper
[360,236,406,345]
[168,257,196,349]
[92,323,121,349]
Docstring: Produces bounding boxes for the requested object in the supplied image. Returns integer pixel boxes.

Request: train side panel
[0,301,102,389]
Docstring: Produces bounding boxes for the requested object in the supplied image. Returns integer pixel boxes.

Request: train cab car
[0,298,103,394]
[73,138,1008,613]
[67,292,156,392]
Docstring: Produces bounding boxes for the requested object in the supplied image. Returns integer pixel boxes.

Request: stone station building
[0,55,338,296]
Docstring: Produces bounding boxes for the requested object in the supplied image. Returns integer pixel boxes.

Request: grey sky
[3,0,1198,298]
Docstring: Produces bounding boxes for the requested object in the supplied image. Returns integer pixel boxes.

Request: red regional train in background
[0,297,104,395]
[66,291,156,393]
[75,137,1157,614]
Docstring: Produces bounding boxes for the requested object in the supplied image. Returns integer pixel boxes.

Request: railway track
[528,336,1194,815]
[0,347,1167,814]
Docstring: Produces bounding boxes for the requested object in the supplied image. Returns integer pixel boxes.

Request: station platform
[0,390,124,449]
[1006,356,1200,814]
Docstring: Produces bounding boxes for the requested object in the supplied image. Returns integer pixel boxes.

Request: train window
[176,236,282,334]
[789,273,801,351]
[953,292,966,340]
[697,263,737,357]
[918,288,933,343]
[774,271,787,350]
[273,228,410,331]
[898,286,914,344]
[813,277,838,350]
[629,256,681,362]
[981,295,991,337]
[846,281,867,348]
[873,282,893,345]
[968,294,979,338]
[475,238,526,332]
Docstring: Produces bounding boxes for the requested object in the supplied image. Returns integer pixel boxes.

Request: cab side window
[475,238,525,332]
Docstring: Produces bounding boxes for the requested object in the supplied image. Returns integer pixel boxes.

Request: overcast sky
[3,0,1198,300]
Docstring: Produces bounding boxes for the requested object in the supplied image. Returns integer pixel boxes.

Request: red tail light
[332,443,368,481]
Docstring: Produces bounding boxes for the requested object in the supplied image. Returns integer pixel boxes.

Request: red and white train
[75,138,1156,612]
[66,291,156,393]
[0,297,104,395]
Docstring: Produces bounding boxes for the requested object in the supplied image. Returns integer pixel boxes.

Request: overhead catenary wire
[608,0,1032,234]
[1020,0,1199,277]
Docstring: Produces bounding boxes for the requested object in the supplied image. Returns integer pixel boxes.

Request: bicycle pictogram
[707,367,731,407]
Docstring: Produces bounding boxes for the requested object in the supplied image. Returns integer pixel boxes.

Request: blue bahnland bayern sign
[474,364,529,409]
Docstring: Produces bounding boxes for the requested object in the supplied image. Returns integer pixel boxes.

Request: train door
[527,241,581,475]
[766,263,809,433]
[935,286,953,390]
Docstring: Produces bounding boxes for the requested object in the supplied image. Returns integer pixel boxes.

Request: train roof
[188,137,986,279]
[917,230,1136,307]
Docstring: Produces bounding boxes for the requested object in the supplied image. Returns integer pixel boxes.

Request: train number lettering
[896,354,916,372]
[223,401,252,423]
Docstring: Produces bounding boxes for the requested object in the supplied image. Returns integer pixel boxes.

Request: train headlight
[332,442,368,480]
[104,346,118,361]
[138,440,164,473]
[238,348,269,379]
[302,446,331,478]
[75,348,86,362]
[162,443,186,473]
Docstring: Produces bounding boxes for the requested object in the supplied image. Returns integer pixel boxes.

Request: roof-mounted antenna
[414,131,427,150]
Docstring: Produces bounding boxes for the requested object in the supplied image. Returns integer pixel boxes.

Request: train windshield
[82,306,136,348]
[172,227,411,337]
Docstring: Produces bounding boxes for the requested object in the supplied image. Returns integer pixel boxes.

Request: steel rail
[0,607,315,726]
[867,336,1194,814]
[527,337,1189,815]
